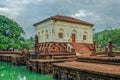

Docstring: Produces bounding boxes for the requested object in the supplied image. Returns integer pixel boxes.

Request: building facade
[34,15,93,43]
[34,15,94,55]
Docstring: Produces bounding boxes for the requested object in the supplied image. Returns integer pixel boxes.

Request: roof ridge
[51,14,94,26]
[34,14,94,26]
[51,15,82,21]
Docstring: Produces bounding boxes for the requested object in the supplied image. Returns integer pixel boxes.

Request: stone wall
[53,66,120,80]
[35,42,95,55]
[35,42,70,54]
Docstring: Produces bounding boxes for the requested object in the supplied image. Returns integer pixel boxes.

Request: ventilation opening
[13,62,15,65]
[29,67,32,71]
[67,74,73,80]
[69,78,73,80]
[38,69,41,73]
[13,62,17,66]
[55,73,58,79]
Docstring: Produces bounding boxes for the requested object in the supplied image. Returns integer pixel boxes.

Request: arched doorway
[72,34,76,42]
[71,30,77,42]
[55,73,58,79]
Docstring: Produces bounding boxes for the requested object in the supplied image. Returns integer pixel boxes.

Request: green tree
[0,15,25,49]
[94,28,120,50]
[0,15,35,50]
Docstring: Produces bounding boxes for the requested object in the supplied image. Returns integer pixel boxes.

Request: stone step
[53,55,76,59]
[69,43,94,54]
[49,53,76,56]
[76,56,120,65]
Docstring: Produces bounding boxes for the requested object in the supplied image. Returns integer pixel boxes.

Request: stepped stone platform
[0,50,38,66]
[0,54,20,62]
[0,51,22,54]
[11,56,25,65]
[27,58,75,74]
[0,54,25,65]
[53,55,76,59]
[38,53,76,59]
[53,61,120,80]
[77,55,120,65]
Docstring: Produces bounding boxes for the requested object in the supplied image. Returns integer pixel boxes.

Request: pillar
[109,41,113,53]
[90,41,96,56]
[108,42,114,57]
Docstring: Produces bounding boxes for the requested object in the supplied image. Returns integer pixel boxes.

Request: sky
[0,0,120,38]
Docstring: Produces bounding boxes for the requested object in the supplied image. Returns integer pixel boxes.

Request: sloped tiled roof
[33,15,94,26]
[51,15,94,26]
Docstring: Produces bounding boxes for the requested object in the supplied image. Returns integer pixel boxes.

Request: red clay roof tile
[51,15,94,26]
[33,15,94,26]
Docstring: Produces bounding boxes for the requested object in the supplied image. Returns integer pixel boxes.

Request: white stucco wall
[35,19,93,43]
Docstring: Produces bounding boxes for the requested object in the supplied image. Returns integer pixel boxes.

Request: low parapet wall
[27,59,75,74]
[53,61,120,80]
[0,54,25,65]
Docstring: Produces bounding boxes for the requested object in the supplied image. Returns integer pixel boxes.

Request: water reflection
[0,61,56,80]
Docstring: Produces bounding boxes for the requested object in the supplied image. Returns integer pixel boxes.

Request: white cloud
[0,0,32,17]
[71,9,101,23]
[0,7,9,13]
[0,0,43,18]
[71,9,94,18]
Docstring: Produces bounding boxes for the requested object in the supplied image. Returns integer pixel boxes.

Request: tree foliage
[94,28,120,47]
[0,15,34,50]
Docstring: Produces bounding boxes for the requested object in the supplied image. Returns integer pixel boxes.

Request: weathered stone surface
[27,59,75,74]
[0,53,26,65]
[77,56,120,65]
[35,42,68,54]
[53,61,120,80]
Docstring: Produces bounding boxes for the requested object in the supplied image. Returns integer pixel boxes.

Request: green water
[0,61,56,80]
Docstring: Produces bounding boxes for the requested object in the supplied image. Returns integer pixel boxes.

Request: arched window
[79,32,81,38]
[58,28,64,39]
[38,32,40,41]
[46,30,49,39]
[72,29,77,34]
[38,32,40,36]
[41,30,44,40]
[83,31,88,40]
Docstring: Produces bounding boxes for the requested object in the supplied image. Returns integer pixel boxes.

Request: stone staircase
[68,43,95,55]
